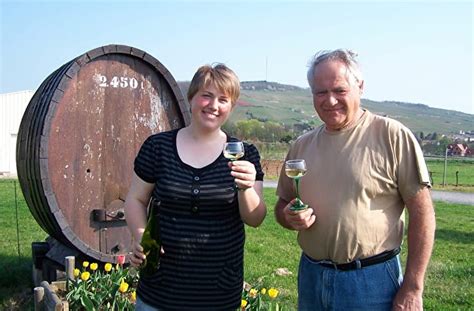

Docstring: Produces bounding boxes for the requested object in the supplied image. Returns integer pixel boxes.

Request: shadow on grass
[435,228,474,244]
[0,255,35,310]
[0,255,34,292]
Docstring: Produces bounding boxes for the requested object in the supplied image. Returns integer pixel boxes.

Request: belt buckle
[319,260,339,270]
[337,259,361,271]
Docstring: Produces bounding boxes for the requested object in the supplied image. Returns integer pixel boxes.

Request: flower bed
[34,255,136,311]
[34,255,285,311]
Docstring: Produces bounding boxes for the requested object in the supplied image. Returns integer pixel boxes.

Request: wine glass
[285,159,308,211]
[224,141,245,190]
[223,141,245,161]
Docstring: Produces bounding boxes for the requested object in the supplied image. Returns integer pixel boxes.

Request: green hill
[179,81,473,135]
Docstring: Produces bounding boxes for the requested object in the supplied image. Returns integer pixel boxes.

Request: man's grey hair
[307,49,363,92]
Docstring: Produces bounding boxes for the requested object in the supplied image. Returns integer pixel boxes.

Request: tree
[224,119,295,142]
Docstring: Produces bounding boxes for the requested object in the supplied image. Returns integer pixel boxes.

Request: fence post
[443,148,448,186]
[456,171,459,187]
[34,286,44,310]
[65,256,75,291]
[14,180,21,261]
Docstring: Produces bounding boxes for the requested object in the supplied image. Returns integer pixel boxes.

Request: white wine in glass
[223,142,245,161]
[285,159,308,211]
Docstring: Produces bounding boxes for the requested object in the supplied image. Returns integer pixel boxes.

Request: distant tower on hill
[265,56,268,82]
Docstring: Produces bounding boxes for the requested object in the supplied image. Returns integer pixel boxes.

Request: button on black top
[194,176,200,181]
[193,189,200,195]
[191,206,199,213]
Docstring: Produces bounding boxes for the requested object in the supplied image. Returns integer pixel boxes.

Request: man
[275,49,435,310]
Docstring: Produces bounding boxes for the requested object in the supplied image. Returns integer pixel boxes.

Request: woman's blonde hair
[187,63,240,105]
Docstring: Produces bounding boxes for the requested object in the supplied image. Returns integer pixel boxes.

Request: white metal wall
[0,90,34,176]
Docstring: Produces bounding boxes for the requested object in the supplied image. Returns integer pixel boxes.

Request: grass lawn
[0,181,473,310]
[0,180,48,309]
[244,190,474,310]
[426,159,474,192]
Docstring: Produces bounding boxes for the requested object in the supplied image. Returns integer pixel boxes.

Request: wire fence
[1,155,473,263]
[0,179,47,263]
[261,156,474,187]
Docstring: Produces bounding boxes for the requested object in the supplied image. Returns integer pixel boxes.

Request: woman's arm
[230,161,267,227]
[124,172,155,266]
[237,180,266,227]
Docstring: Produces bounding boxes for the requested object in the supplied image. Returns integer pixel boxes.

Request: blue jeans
[298,252,403,310]
[135,296,161,311]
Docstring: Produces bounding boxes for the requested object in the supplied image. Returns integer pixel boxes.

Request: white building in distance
[0,90,35,176]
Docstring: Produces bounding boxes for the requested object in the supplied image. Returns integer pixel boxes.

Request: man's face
[311,60,363,131]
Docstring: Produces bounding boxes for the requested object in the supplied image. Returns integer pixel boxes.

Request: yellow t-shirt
[276,110,431,263]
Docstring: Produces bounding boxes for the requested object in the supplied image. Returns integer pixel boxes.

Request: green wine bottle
[139,199,161,277]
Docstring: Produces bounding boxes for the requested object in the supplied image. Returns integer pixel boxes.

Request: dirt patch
[236,100,253,107]
[261,159,283,179]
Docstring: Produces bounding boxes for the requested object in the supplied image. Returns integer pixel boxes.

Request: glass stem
[295,178,301,203]
[231,159,239,190]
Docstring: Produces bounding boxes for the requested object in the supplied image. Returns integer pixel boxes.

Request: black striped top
[134,129,264,311]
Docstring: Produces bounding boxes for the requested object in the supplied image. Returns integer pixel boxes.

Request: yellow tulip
[119,281,129,293]
[268,288,279,299]
[260,288,267,295]
[73,268,80,278]
[249,288,258,298]
[104,263,112,272]
[81,271,90,281]
[131,291,137,302]
[90,263,98,271]
[241,299,248,308]
[82,261,89,268]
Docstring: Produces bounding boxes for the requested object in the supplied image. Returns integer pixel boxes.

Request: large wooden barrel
[17,44,191,263]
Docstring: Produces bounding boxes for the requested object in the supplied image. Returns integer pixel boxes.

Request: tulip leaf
[140,199,161,277]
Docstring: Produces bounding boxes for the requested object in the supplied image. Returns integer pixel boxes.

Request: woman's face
[189,83,233,131]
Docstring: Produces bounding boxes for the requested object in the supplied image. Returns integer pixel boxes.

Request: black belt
[317,247,400,271]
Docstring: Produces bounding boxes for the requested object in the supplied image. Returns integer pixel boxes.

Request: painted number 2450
[97,75,144,89]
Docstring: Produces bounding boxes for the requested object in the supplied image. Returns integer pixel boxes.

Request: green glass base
[289,201,308,212]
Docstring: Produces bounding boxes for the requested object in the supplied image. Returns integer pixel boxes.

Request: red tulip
[117,254,126,265]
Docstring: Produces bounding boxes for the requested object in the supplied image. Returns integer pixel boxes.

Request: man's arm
[275,197,316,231]
[393,187,436,310]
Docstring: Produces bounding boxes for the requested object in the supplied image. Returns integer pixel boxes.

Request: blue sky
[1,0,472,114]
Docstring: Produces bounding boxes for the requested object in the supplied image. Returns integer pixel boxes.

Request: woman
[124,63,267,310]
